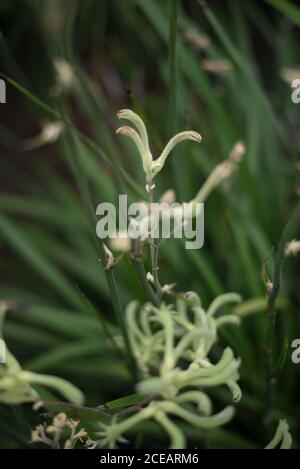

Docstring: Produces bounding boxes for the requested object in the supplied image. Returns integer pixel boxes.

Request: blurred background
[0,0,299,449]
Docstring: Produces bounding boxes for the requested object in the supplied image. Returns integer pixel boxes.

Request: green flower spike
[116,109,202,187]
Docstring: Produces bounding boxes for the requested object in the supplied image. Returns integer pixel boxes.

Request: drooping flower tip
[161,283,176,294]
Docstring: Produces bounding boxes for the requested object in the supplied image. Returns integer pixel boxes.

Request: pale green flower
[0,303,84,405]
[116,109,201,185]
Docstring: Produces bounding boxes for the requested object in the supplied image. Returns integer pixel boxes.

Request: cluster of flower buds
[30,413,88,449]
[88,292,243,448]
[116,109,202,187]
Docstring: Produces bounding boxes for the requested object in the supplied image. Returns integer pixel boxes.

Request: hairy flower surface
[89,292,243,448]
